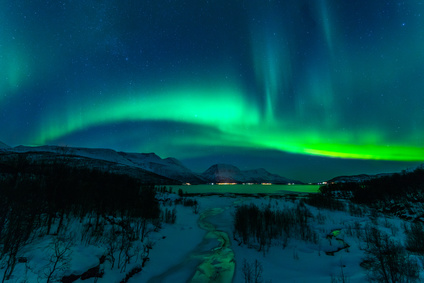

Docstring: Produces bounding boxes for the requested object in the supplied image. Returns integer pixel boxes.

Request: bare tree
[242,259,263,283]
[242,259,252,283]
[104,226,118,270]
[43,236,73,283]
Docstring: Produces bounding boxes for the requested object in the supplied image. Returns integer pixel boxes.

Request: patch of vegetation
[320,167,424,204]
[233,202,317,253]
[404,222,424,254]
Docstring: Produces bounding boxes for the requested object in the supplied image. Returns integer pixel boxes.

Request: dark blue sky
[1,1,423,182]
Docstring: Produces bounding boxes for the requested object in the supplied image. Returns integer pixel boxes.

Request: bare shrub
[404,222,424,254]
[362,225,419,282]
[242,259,263,283]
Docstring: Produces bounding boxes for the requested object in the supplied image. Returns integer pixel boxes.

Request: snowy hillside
[202,164,302,184]
[2,192,423,282]
[0,150,176,185]
[0,141,10,149]
[13,145,205,184]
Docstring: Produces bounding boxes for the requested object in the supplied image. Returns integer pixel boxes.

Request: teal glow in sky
[1,1,423,181]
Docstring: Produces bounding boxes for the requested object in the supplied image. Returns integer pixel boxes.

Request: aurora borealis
[1,1,424,181]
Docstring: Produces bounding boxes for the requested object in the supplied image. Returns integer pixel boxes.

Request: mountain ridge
[6,145,299,184]
[12,145,206,184]
[0,141,10,149]
[328,173,395,183]
[0,150,177,185]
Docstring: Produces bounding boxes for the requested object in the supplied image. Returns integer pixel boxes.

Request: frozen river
[146,205,234,282]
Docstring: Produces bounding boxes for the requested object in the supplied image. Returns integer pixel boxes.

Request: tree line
[319,167,424,204]
[233,202,317,254]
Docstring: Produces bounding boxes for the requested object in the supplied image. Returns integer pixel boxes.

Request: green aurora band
[2,1,424,165]
[34,78,424,161]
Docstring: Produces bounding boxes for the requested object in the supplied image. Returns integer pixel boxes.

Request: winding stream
[147,207,235,282]
[191,208,235,282]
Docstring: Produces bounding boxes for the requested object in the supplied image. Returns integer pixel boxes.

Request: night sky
[1,1,424,182]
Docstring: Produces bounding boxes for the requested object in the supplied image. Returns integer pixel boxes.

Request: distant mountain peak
[140,152,161,159]
[202,163,302,184]
[206,163,241,171]
[164,157,188,168]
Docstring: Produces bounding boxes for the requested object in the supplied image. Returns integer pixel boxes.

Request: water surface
[169,184,319,195]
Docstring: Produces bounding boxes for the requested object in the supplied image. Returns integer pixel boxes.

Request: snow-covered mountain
[0,141,10,149]
[12,145,205,184]
[7,145,302,184]
[202,164,241,183]
[242,168,302,184]
[201,164,302,184]
[118,152,206,184]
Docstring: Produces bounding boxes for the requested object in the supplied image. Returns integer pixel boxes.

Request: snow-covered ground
[1,194,423,282]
